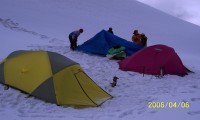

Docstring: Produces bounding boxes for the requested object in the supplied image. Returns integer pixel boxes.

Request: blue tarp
[76,30,144,56]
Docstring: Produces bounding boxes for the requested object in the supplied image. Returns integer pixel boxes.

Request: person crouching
[68,28,83,50]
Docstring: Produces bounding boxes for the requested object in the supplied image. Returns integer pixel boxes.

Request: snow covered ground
[0,0,200,120]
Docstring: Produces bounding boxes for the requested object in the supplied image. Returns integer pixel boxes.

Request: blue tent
[76,30,144,56]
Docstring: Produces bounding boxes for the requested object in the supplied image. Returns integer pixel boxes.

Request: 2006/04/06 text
[148,102,190,109]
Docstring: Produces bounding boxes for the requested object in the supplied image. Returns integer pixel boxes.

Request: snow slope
[0,0,200,120]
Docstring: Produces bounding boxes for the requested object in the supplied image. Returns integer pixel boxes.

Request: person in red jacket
[68,28,83,50]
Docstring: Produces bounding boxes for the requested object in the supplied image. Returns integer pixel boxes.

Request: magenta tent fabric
[118,44,190,76]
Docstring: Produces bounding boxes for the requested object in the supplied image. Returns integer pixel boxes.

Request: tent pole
[143,66,145,77]
[160,66,164,77]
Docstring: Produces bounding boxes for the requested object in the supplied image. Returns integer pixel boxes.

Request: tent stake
[4,85,9,90]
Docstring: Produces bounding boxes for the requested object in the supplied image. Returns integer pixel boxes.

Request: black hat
[79,28,84,33]
[133,30,138,34]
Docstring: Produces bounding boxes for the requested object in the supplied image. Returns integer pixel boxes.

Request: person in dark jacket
[107,27,114,34]
[140,33,148,47]
[68,28,83,50]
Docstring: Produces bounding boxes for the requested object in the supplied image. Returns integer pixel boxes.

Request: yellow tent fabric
[0,50,112,107]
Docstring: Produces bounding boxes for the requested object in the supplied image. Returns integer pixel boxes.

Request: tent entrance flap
[75,71,112,106]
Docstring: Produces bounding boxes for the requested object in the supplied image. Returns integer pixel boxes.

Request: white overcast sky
[136,0,200,26]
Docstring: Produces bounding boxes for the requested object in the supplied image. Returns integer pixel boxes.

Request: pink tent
[118,44,190,76]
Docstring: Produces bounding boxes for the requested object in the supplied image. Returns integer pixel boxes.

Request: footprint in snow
[148,110,157,114]
[187,111,200,115]
[190,85,199,89]
[118,109,134,118]
[191,98,200,102]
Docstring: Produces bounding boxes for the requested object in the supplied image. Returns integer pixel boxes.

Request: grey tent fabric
[47,51,78,74]
[31,77,57,103]
[7,50,29,59]
[0,63,4,84]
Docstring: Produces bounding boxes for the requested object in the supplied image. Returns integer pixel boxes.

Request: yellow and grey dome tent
[0,50,112,107]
